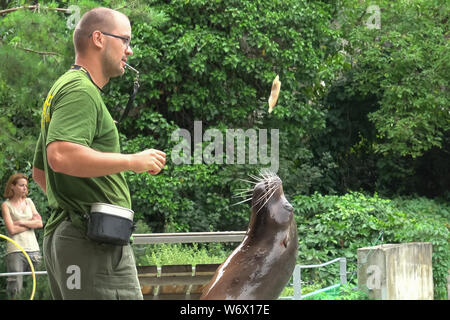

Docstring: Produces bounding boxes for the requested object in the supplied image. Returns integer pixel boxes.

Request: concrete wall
[357,242,433,300]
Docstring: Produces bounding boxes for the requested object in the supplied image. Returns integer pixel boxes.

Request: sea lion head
[247,172,294,238]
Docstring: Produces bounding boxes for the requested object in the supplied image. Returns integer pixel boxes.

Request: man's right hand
[130,149,166,174]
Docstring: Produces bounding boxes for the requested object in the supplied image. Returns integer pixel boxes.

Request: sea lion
[200,172,298,300]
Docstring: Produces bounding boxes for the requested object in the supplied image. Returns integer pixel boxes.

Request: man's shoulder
[53,70,99,97]
[56,69,87,84]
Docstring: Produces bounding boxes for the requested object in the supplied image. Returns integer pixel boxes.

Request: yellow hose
[0,234,36,300]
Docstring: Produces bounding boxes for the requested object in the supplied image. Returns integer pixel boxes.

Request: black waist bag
[87,203,135,246]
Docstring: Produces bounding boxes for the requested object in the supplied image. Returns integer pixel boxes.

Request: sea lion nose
[283,202,293,212]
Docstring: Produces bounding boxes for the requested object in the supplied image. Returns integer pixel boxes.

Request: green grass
[133,242,231,267]
[280,282,370,300]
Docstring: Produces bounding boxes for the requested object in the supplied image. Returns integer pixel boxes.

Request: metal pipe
[0,271,47,277]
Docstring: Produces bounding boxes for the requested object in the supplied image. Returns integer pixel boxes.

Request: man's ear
[90,31,105,49]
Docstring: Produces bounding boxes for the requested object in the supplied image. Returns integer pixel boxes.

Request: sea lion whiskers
[230,183,277,208]
[232,173,270,203]
[248,173,264,183]
[230,191,254,207]
[231,187,255,200]
[252,180,282,215]
[250,169,277,183]
[239,169,276,186]
[230,196,253,207]
[237,178,260,185]
[258,169,276,180]
[258,171,270,181]
[231,171,280,208]
[251,178,280,207]
[251,183,275,206]
[230,185,255,206]
[253,184,279,215]
[232,189,254,197]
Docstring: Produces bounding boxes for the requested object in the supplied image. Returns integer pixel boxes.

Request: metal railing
[132,231,246,244]
[0,231,247,279]
[292,257,347,300]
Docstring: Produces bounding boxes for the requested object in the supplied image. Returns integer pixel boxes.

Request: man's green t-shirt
[33,69,131,236]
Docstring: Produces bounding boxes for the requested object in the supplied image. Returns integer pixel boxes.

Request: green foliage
[0,5,71,188]
[315,0,450,197]
[334,0,449,152]
[1,0,446,219]
[361,1,448,157]
[292,192,450,299]
[0,117,35,181]
[0,6,72,111]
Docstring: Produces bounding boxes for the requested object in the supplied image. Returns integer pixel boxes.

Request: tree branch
[0,5,71,16]
[14,44,60,56]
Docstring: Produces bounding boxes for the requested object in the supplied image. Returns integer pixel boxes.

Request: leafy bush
[134,243,230,267]
[292,192,449,299]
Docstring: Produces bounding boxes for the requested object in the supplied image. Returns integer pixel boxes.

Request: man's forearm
[47,141,132,178]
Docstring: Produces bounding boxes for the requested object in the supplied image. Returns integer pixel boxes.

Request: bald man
[32,7,165,299]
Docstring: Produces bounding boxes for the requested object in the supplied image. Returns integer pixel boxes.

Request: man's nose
[125,46,133,56]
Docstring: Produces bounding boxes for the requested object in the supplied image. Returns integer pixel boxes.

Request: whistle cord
[119,75,140,124]
[70,64,104,93]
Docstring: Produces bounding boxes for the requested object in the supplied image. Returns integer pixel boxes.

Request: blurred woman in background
[1,173,43,299]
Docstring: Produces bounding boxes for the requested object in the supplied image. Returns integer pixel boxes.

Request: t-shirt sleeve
[46,90,98,147]
[33,133,45,170]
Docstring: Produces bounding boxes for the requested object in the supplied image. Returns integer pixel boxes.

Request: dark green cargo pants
[43,220,143,300]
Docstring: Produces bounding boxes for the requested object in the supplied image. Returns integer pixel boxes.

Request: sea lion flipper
[282,236,288,248]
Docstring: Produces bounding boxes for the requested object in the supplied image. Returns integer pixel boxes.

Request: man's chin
[110,67,125,78]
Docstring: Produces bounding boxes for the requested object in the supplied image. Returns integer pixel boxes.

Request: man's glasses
[89,31,131,48]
